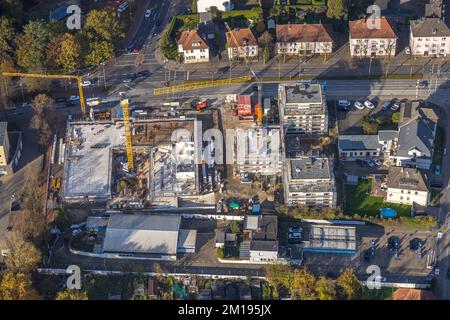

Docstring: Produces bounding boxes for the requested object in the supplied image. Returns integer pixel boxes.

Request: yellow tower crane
[1,72,87,115]
[119,95,134,172]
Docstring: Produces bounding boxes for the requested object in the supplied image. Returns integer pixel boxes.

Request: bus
[117,2,129,13]
[86,97,102,107]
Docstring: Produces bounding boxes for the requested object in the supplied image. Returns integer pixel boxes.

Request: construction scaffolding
[120,98,134,172]
[153,76,253,96]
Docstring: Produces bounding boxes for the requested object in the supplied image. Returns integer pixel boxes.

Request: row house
[349,17,397,57]
[276,24,333,56]
[409,18,450,56]
[178,30,210,63]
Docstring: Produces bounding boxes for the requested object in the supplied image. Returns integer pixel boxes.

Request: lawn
[345,180,411,217]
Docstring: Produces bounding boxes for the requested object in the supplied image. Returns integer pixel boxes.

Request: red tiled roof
[392,288,435,300]
[226,28,258,48]
[276,24,333,43]
[349,17,397,39]
[178,30,209,51]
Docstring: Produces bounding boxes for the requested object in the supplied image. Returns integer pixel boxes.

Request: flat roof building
[302,224,357,254]
[278,82,328,136]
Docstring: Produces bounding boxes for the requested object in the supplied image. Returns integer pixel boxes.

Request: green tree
[55,290,88,300]
[83,8,124,42]
[191,0,198,13]
[362,115,378,134]
[31,94,56,146]
[326,0,347,19]
[265,263,293,289]
[258,31,273,64]
[0,0,24,24]
[0,16,14,57]
[0,55,15,108]
[315,276,336,300]
[216,247,224,259]
[229,220,241,233]
[0,272,40,300]
[57,33,82,72]
[392,112,400,125]
[16,20,50,70]
[290,268,317,300]
[86,41,114,66]
[336,267,362,300]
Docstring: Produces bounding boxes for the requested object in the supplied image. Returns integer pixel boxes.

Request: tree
[229,220,241,233]
[0,16,14,57]
[216,247,224,259]
[265,263,293,289]
[1,231,41,273]
[55,290,88,300]
[85,41,114,66]
[376,115,387,126]
[30,94,55,146]
[258,31,273,64]
[336,267,362,300]
[191,0,198,13]
[57,33,82,72]
[0,55,15,108]
[315,276,336,300]
[362,115,378,134]
[326,0,347,20]
[0,272,40,300]
[392,112,400,125]
[83,9,124,43]
[0,0,24,24]
[290,268,317,300]
[16,20,50,70]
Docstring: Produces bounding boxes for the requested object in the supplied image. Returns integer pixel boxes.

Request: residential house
[386,167,429,207]
[196,0,233,13]
[276,24,333,55]
[226,28,258,60]
[395,102,438,169]
[378,130,398,160]
[178,30,210,63]
[409,18,450,56]
[392,288,435,300]
[0,122,9,166]
[425,0,444,19]
[278,82,328,136]
[349,17,397,57]
[242,215,278,263]
[284,156,337,208]
[338,135,381,160]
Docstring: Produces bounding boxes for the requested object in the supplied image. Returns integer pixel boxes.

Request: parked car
[69,95,80,101]
[66,101,76,107]
[366,159,375,167]
[434,164,441,176]
[354,101,365,110]
[122,77,133,83]
[145,9,152,18]
[373,159,382,166]
[364,100,375,109]
[21,102,32,108]
[390,104,400,111]
[81,80,91,87]
[405,46,411,54]
[356,159,368,167]
[137,70,150,77]
[338,100,351,108]
[382,102,391,110]
[55,97,66,103]
[71,229,82,237]
[418,80,428,89]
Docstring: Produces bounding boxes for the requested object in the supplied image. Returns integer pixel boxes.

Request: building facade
[178,30,210,63]
[386,167,429,206]
[409,18,450,56]
[196,0,233,12]
[349,17,397,57]
[276,24,333,55]
[284,156,337,208]
[338,135,381,160]
[226,28,258,60]
[0,122,10,166]
[278,82,328,136]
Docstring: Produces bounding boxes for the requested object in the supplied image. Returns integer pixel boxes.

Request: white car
[405,46,411,54]
[145,9,152,18]
[373,159,382,166]
[338,100,351,107]
[71,229,82,237]
[364,100,375,109]
[354,101,365,110]
[69,95,80,101]
[81,80,91,87]
[390,103,400,111]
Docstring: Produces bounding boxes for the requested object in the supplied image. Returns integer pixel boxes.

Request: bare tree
[0,231,41,273]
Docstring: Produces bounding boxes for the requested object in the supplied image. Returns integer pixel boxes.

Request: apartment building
[178,30,210,63]
[226,28,258,60]
[278,82,328,136]
[276,24,333,55]
[386,167,429,207]
[409,18,450,56]
[338,135,381,160]
[349,17,397,57]
[284,156,337,208]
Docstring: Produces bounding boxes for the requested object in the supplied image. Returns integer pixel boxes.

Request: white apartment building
[284,156,337,208]
[196,0,233,13]
[276,24,333,55]
[386,167,429,207]
[409,18,450,56]
[349,17,397,57]
[178,30,210,63]
[226,28,258,60]
[278,82,328,136]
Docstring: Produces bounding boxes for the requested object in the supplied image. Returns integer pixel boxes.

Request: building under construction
[61,117,211,210]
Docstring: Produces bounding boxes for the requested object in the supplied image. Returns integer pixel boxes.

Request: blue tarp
[380,208,397,218]
[115,106,123,118]
[252,204,261,215]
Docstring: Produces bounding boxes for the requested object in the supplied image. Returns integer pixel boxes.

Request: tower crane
[119,93,134,172]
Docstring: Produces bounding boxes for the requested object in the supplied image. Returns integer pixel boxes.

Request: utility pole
[102,62,106,88]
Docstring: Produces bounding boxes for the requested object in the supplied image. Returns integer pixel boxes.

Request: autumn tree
[16,20,50,70]
[0,55,16,108]
[392,112,400,125]
[55,290,88,300]
[0,272,40,300]
[0,16,15,57]
[1,231,41,273]
[258,31,273,64]
[265,263,294,289]
[336,267,362,300]
[326,0,347,20]
[57,33,82,72]
[31,94,56,146]
[85,40,114,66]
[290,268,317,300]
[315,276,336,300]
[83,9,124,42]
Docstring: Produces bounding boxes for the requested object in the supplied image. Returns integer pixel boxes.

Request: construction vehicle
[1,72,88,115]
[119,93,134,172]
